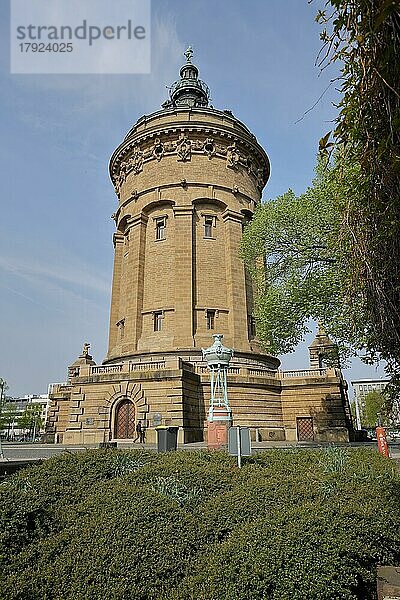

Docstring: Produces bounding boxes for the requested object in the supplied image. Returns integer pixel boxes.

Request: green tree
[0,378,8,406]
[362,391,390,428]
[315,0,400,376]
[0,378,9,449]
[18,404,43,442]
[240,157,359,362]
[241,1,400,382]
[0,404,18,440]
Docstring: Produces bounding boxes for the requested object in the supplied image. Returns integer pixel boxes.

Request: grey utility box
[156,426,179,452]
[228,426,252,456]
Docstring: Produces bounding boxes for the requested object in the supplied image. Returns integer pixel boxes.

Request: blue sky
[0,0,385,397]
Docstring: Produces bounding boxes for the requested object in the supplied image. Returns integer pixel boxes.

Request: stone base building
[47,50,352,445]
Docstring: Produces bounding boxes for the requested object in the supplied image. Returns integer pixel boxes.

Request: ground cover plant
[0,447,399,599]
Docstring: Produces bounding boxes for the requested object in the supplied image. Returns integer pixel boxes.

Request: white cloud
[0,254,109,295]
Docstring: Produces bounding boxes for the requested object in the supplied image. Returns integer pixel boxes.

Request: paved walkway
[1,440,399,462]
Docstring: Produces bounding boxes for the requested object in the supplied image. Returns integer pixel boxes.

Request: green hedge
[0,447,399,599]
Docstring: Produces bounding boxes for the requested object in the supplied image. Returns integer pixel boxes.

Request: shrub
[0,448,398,599]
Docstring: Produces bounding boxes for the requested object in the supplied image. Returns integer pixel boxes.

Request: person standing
[134,421,142,443]
[139,422,146,444]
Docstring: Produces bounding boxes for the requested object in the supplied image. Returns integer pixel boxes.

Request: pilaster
[107,232,124,356]
[173,205,195,348]
[223,208,251,351]
[123,213,148,353]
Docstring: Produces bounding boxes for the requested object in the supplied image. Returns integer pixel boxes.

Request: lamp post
[354,393,362,430]
[202,334,233,449]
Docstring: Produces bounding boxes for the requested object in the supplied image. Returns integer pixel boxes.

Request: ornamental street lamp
[202,334,233,449]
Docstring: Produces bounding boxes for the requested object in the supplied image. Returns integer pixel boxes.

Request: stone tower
[106,49,273,368]
[308,324,338,369]
[47,50,352,445]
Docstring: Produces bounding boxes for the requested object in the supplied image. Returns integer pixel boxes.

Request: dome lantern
[162,46,210,109]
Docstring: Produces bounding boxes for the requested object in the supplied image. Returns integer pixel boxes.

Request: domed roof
[162,46,210,109]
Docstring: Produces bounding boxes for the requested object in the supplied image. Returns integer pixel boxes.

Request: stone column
[223,208,251,351]
[107,232,124,357]
[173,205,195,348]
[123,213,148,353]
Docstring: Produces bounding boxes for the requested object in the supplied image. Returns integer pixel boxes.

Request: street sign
[228,426,251,468]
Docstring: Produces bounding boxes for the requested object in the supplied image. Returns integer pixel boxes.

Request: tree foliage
[315,0,400,374]
[241,0,400,378]
[362,390,391,427]
[18,404,43,441]
[241,157,359,361]
[0,404,18,437]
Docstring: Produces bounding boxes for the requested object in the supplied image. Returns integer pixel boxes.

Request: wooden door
[115,399,135,439]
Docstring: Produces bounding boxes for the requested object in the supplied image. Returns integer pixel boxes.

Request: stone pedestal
[207,406,232,449]
[207,421,229,449]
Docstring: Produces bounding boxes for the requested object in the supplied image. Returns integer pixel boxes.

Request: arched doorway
[115,399,136,439]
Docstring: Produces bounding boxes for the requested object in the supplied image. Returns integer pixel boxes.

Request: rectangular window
[204,215,214,238]
[206,309,215,330]
[153,311,163,332]
[155,218,166,240]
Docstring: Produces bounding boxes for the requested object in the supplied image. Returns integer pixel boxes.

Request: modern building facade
[1,394,50,441]
[352,379,389,401]
[47,51,352,445]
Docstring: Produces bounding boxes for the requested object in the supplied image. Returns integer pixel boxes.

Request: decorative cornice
[114,182,254,225]
[222,208,244,224]
[173,205,195,217]
[110,125,269,198]
[126,214,149,229]
[113,232,124,246]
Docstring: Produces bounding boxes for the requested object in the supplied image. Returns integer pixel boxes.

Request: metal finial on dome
[184,45,193,63]
[162,48,210,109]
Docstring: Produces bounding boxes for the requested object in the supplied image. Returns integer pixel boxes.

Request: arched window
[114,399,136,439]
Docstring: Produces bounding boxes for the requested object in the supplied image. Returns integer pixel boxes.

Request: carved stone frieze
[128,149,144,174]
[111,129,268,194]
[226,141,241,169]
[153,138,165,161]
[176,133,192,161]
[203,137,215,159]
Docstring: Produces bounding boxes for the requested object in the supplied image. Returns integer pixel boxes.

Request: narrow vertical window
[206,309,216,330]
[155,217,166,240]
[204,215,214,238]
[117,318,125,340]
[154,311,163,332]
[248,315,256,338]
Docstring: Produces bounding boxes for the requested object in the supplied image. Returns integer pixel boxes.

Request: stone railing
[76,361,169,378]
[129,361,166,371]
[48,382,72,395]
[228,367,241,375]
[52,363,335,388]
[196,366,278,377]
[247,368,277,377]
[279,368,328,378]
[91,364,124,374]
[196,365,244,375]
